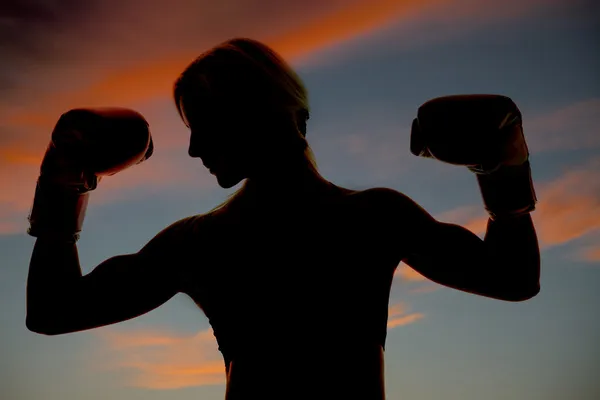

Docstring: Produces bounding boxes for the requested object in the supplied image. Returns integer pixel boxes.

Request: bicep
[72,252,180,331]
[46,217,195,335]
[402,220,493,291]
[379,188,500,295]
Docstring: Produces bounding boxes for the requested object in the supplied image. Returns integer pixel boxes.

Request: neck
[246,154,331,200]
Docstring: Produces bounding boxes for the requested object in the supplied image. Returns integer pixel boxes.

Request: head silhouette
[173,38,322,198]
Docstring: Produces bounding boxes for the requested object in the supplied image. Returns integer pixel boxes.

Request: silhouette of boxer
[26,38,540,400]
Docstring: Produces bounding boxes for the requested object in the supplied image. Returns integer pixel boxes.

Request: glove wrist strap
[27,177,90,243]
[475,160,537,220]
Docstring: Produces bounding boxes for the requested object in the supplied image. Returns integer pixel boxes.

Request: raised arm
[24,107,160,334]
[380,188,540,301]
[386,94,541,301]
[26,217,194,335]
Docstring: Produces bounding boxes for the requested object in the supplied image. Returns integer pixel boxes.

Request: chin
[215,170,244,189]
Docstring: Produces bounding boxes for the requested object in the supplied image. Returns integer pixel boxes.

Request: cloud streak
[0,0,447,235]
[431,157,600,260]
[395,264,427,281]
[0,0,583,235]
[93,299,423,389]
[387,302,425,328]
[575,244,600,263]
[394,263,442,293]
[526,98,600,154]
[94,327,225,389]
[2,0,444,129]
[533,158,600,248]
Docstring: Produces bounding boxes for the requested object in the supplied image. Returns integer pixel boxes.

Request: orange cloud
[575,245,600,263]
[0,162,40,234]
[87,152,215,205]
[1,150,41,166]
[125,362,225,389]
[395,263,427,281]
[0,0,581,236]
[4,0,444,131]
[91,300,423,390]
[94,327,226,389]
[387,302,425,328]
[430,157,600,254]
[526,98,600,154]
[0,220,21,235]
[394,263,441,293]
[533,158,600,248]
[0,0,448,236]
[408,284,440,294]
[4,0,560,131]
[435,205,488,236]
[265,0,444,63]
[0,148,216,235]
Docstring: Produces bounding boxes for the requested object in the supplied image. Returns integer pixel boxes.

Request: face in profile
[181,96,258,189]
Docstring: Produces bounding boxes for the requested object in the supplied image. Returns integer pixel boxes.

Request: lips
[203,159,220,174]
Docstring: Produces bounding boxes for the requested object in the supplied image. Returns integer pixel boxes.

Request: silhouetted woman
[26,37,540,400]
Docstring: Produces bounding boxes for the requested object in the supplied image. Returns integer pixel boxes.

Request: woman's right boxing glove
[28,108,153,242]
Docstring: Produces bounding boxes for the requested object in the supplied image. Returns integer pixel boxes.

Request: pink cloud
[429,157,600,255]
[387,302,425,329]
[526,98,600,154]
[0,149,215,235]
[394,263,442,293]
[93,327,226,389]
[408,284,440,294]
[90,299,424,390]
[0,0,451,236]
[395,263,427,281]
[533,158,600,248]
[575,245,600,263]
[435,205,488,237]
[3,0,446,132]
[0,0,580,235]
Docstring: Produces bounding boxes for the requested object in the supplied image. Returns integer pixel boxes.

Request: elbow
[26,316,51,335]
[26,314,62,336]
[501,283,540,302]
[26,303,52,334]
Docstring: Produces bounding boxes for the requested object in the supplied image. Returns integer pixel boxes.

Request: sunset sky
[1,0,599,399]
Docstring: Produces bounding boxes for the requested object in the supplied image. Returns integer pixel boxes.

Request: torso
[183,183,401,399]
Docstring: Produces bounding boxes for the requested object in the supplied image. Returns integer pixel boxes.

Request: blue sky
[1,0,599,399]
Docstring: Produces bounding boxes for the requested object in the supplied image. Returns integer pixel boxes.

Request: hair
[173,37,324,215]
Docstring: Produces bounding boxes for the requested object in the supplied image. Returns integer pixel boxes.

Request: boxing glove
[27,108,153,242]
[410,94,537,220]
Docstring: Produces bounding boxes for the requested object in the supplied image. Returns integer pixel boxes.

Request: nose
[188,132,205,158]
[188,145,200,158]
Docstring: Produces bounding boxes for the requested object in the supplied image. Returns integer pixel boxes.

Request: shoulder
[139,213,215,255]
[357,186,408,201]
[350,186,406,208]
[354,187,445,264]
[355,186,435,226]
[136,213,217,292]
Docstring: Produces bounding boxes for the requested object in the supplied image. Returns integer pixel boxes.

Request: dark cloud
[0,0,100,107]
[0,0,349,107]
[0,0,93,59]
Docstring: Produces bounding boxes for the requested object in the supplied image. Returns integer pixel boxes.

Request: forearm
[484,213,540,292]
[26,237,83,329]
